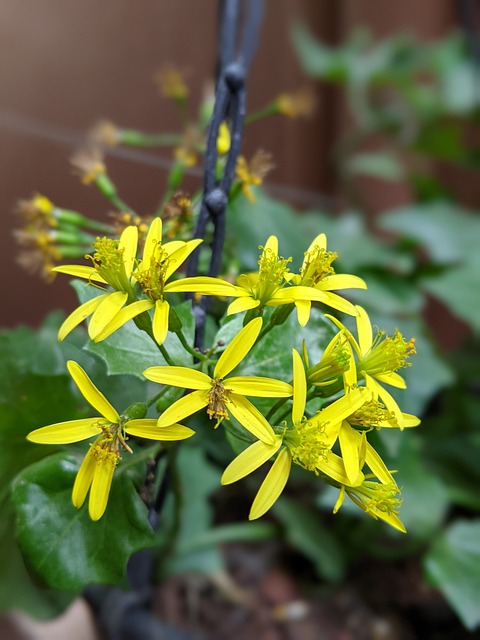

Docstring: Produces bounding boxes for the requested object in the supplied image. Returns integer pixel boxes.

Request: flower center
[350,399,397,428]
[285,418,330,473]
[134,242,171,300]
[87,237,132,293]
[359,330,416,376]
[300,246,337,286]
[207,379,231,426]
[308,336,352,385]
[254,246,291,304]
[348,480,402,516]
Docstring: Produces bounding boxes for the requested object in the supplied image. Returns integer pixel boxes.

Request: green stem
[159,343,176,367]
[146,386,171,408]
[175,327,207,361]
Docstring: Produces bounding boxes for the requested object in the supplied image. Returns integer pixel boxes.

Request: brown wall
[0,0,461,328]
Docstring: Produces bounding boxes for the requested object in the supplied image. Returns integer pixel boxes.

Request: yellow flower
[132,217,202,345]
[155,64,189,101]
[217,122,231,156]
[276,86,316,119]
[286,233,367,325]
[222,349,370,519]
[235,150,274,202]
[144,318,292,444]
[71,147,106,185]
[327,305,419,429]
[27,361,194,520]
[333,478,406,533]
[53,218,202,345]
[170,234,364,322]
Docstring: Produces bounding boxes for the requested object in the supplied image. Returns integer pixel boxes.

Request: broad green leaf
[424,520,480,630]
[379,203,480,265]
[12,453,156,590]
[0,501,76,618]
[73,280,195,376]
[273,496,345,582]
[422,264,480,333]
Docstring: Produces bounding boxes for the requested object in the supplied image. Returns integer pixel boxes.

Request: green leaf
[346,152,404,181]
[72,280,195,376]
[273,496,345,582]
[424,519,480,630]
[379,202,480,265]
[291,23,349,81]
[0,501,76,618]
[422,263,480,333]
[12,453,156,590]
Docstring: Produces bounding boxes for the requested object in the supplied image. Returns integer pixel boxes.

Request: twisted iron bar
[187,0,265,348]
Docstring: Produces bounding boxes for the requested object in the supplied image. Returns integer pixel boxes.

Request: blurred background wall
[0,0,467,328]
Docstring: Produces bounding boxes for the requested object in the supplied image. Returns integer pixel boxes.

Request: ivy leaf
[424,519,480,630]
[72,280,195,376]
[12,453,156,590]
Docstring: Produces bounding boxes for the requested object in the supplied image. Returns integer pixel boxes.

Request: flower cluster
[26,214,418,529]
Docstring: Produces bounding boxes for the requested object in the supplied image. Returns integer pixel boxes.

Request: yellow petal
[67,361,120,424]
[374,371,407,389]
[226,376,292,398]
[292,349,306,425]
[276,286,358,316]
[93,299,154,342]
[316,451,364,486]
[119,225,138,279]
[142,217,162,264]
[333,485,346,514]
[314,387,369,430]
[263,235,278,257]
[156,390,209,427]
[339,421,360,485]
[227,297,260,315]
[295,300,311,327]
[165,276,238,296]
[354,305,373,355]
[375,510,406,533]
[125,420,195,440]
[371,378,405,429]
[143,366,211,389]
[27,418,101,444]
[89,452,117,521]
[88,291,128,340]
[304,233,327,265]
[343,342,358,388]
[58,294,110,342]
[228,394,276,445]
[164,239,203,281]
[249,447,291,520]
[222,438,283,485]
[72,447,96,509]
[152,299,170,346]
[52,265,107,284]
[317,274,367,292]
[402,413,421,427]
[365,441,396,486]
[214,318,262,379]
